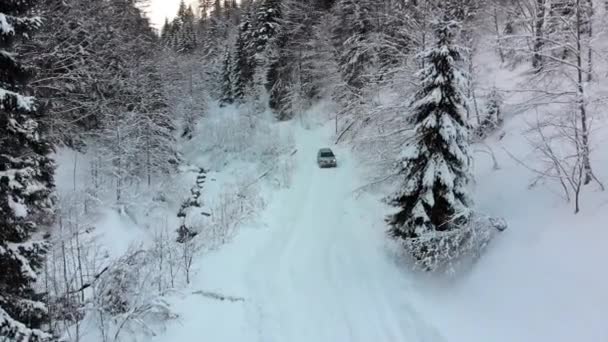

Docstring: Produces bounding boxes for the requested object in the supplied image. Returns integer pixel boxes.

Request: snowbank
[406,31,608,342]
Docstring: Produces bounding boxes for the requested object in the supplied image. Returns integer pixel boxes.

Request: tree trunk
[575,0,592,185]
[586,0,593,81]
[532,0,546,71]
[494,6,505,63]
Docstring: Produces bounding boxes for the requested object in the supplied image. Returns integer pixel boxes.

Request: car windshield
[320,151,334,157]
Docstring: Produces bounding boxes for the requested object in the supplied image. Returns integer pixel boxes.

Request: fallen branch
[191,290,245,302]
[352,172,400,197]
[473,142,500,170]
[240,149,298,192]
[68,266,110,294]
[335,121,357,145]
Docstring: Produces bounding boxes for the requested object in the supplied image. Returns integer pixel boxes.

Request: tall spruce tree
[386,19,472,264]
[252,0,282,112]
[377,0,412,75]
[219,49,234,106]
[178,5,198,53]
[161,17,172,43]
[0,1,54,341]
[331,0,374,91]
[267,0,319,119]
[165,1,197,53]
[253,0,282,54]
[233,20,256,102]
[209,0,226,39]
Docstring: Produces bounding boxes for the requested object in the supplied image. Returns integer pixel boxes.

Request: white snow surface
[409,114,608,342]
[52,99,608,342]
[8,196,27,217]
[151,112,608,342]
[153,121,444,342]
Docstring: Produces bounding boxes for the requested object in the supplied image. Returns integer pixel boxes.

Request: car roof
[318,148,333,152]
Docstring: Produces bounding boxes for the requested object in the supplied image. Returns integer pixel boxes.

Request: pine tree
[161,17,172,43]
[377,0,412,75]
[473,87,503,140]
[177,0,188,20]
[163,20,181,52]
[253,0,282,54]
[386,19,473,266]
[131,62,180,184]
[233,20,256,102]
[250,0,287,117]
[209,0,225,38]
[0,1,54,340]
[485,88,503,127]
[219,49,234,106]
[165,2,197,53]
[266,0,319,119]
[332,0,373,91]
[199,0,214,19]
[177,5,197,53]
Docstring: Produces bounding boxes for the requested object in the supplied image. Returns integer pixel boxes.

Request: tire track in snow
[242,124,445,342]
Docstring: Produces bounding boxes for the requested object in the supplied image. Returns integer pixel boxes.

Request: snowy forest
[2,0,608,341]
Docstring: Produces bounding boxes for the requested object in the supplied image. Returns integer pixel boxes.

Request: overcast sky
[146,0,197,30]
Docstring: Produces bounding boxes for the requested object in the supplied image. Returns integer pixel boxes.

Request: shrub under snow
[398,214,506,273]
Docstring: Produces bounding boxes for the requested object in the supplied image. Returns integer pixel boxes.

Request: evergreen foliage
[219,49,235,106]
[0,1,54,340]
[475,87,503,140]
[232,20,256,102]
[386,19,473,268]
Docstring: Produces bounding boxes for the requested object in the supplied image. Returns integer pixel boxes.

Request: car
[317,148,337,168]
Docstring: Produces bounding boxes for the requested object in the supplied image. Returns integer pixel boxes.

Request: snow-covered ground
[410,113,608,342]
[55,101,608,342]
[154,120,444,342]
[152,107,608,342]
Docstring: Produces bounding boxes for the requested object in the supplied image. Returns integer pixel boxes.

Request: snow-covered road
[155,122,443,342]
[242,124,443,342]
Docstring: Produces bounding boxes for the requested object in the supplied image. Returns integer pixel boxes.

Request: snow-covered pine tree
[376,0,412,76]
[386,18,473,270]
[161,17,172,44]
[166,1,186,50]
[199,0,213,20]
[219,49,235,106]
[475,87,503,139]
[266,0,319,119]
[0,1,54,340]
[233,20,256,102]
[167,19,181,49]
[177,5,197,53]
[165,1,197,53]
[26,0,117,145]
[208,0,226,39]
[197,1,211,48]
[133,63,180,185]
[331,0,373,91]
[250,0,282,109]
[253,0,282,55]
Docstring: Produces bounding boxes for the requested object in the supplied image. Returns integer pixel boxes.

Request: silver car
[317,148,337,168]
